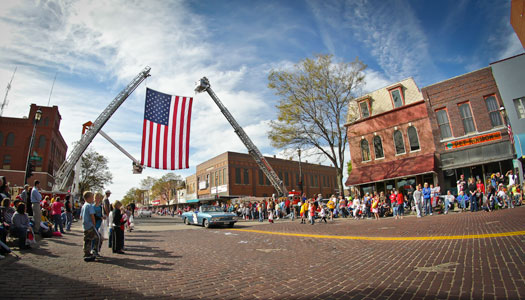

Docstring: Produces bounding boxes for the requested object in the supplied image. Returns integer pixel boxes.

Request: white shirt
[508,174,516,186]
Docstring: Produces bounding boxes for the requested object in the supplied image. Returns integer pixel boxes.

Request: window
[5,133,14,147]
[436,109,452,139]
[218,170,222,185]
[485,96,502,127]
[314,175,318,187]
[284,172,289,186]
[0,132,3,146]
[390,88,404,108]
[514,97,525,119]
[360,139,371,162]
[243,169,249,184]
[407,126,420,151]
[359,100,370,118]
[259,170,264,185]
[393,130,406,155]
[223,169,226,185]
[373,135,384,159]
[458,102,476,134]
[3,155,11,168]
[235,168,241,184]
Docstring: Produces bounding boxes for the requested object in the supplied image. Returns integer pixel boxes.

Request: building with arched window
[0,104,67,190]
[345,78,436,196]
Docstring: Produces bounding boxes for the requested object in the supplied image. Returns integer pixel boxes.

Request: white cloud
[497,32,524,60]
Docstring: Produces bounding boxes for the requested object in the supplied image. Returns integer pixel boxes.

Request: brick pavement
[0,207,524,299]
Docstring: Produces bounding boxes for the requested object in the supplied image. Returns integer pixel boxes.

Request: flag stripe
[148,121,153,167]
[141,119,147,165]
[163,121,168,169]
[185,97,193,168]
[155,123,161,169]
[178,97,187,169]
[171,96,179,170]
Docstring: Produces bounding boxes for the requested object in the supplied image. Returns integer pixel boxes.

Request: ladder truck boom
[54,66,151,191]
[195,77,287,196]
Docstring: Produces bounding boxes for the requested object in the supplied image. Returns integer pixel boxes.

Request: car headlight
[232,216,238,221]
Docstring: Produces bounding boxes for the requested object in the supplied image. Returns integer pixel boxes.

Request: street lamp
[297,148,303,194]
[499,105,507,125]
[24,109,42,184]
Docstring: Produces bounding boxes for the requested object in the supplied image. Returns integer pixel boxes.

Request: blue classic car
[182,205,238,228]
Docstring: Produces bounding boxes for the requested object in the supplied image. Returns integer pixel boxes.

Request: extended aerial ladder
[53,66,151,191]
[195,77,288,196]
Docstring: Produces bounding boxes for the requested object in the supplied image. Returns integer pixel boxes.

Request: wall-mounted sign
[198,181,208,190]
[445,132,501,150]
[211,185,228,194]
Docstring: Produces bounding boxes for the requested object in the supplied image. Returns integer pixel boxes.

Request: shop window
[393,130,406,155]
[5,133,14,147]
[360,139,371,162]
[389,87,405,108]
[436,109,453,139]
[243,169,249,184]
[235,168,241,184]
[407,126,420,151]
[373,135,384,159]
[458,102,476,134]
[513,97,525,119]
[484,95,502,127]
[359,100,370,118]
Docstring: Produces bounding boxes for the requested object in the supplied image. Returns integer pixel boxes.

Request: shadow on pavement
[124,244,180,259]
[0,262,159,300]
[95,256,175,271]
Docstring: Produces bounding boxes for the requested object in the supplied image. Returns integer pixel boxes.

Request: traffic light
[26,163,35,179]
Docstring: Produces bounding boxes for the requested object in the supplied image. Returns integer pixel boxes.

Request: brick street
[1,208,524,300]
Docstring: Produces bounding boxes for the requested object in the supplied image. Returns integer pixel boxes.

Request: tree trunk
[337,168,344,196]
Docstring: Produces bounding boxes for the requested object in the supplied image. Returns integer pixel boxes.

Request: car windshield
[200,206,223,213]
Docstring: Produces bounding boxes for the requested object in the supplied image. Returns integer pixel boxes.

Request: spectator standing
[51,197,65,234]
[93,193,105,255]
[308,200,315,225]
[413,185,423,218]
[422,183,432,216]
[31,181,43,233]
[80,192,99,262]
[103,190,112,217]
[468,178,478,212]
[372,196,380,220]
[112,201,125,254]
[64,195,73,231]
[11,203,31,250]
[476,179,485,210]
[20,185,32,216]
[457,174,467,194]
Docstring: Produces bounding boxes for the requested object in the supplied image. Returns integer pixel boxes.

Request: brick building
[345,78,436,195]
[0,104,67,190]
[192,151,338,200]
[511,0,525,48]
[422,67,513,193]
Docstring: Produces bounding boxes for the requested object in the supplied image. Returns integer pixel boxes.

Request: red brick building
[422,67,512,193]
[0,104,67,191]
[345,78,436,195]
[194,151,338,200]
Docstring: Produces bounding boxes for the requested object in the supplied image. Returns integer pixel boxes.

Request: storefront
[439,140,515,194]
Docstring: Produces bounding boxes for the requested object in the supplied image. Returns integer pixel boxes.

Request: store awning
[187,199,200,203]
[513,133,525,159]
[346,154,436,186]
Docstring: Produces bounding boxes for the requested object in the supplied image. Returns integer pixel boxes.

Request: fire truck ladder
[53,66,151,191]
[195,77,287,196]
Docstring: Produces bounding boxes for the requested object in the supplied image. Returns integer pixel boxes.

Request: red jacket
[396,193,404,205]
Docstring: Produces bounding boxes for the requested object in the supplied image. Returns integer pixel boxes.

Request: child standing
[80,192,99,262]
[320,205,327,223]
[308,200,315,225]
[372,196,379,220]
[112,201,125,254]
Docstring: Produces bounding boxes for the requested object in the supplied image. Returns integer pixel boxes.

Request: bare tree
[267,54,366,194]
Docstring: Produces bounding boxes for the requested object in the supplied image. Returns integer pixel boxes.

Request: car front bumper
[209,220,237,225]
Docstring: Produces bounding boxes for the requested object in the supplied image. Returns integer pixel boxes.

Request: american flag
[508,123,514,144]
[141,88,193,170]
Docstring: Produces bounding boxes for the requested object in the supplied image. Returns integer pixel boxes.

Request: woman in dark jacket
[468,178,478,212]
[112,201,124,254]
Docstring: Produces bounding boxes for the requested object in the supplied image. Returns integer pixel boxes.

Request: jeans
[398,204,404,216]
[108,228,113,248]
[392,205,399,216]
[444,199,450,214]
[424,198,432,215]
[65,212,73,230]
[83,227,100,257]
[309,216,315,225]
[52,214,64,233]
[290,211,295,221]
[12,227,27,249]
[258,211,264,222]
[470,194,478,212]
[507,196,514,208]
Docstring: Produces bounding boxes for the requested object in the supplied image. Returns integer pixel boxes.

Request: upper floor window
[243,168,249,184]
[3,155,11,165]
[360,139,371,162]
[373,135,384,159]
[407,126,420,151]
[436,109,453,139]
[393,130,406,155]
[5,133,14,147]
[0,132,3,146]
[258,170,264,185]
[359,100,370,118]
[284,172,289,186]
[235,168,241,184]
[484,95,502,127]
[389,87,405,108]
[38,135,46,149]
[458,102,476,134]
[513,97,525,119]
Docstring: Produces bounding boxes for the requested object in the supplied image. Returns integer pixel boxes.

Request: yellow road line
[231,228,525,241]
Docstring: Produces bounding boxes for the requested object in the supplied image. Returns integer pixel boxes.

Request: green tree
[150,173,183,203]
[268,54,366,194]
[122,187,141,207]
[78,148,113,195]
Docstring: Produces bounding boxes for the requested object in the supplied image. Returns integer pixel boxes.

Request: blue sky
[0,0,522,199]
